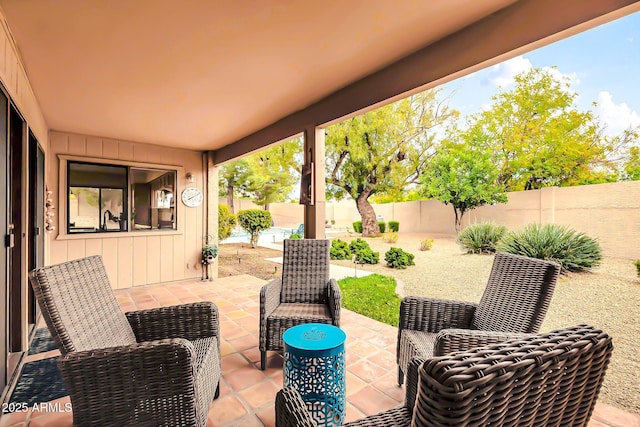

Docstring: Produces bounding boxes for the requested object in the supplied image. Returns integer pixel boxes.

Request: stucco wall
[228,181,640,259]
[50,131,207,288]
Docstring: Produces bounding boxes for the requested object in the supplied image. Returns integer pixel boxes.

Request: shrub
[383,232,399,243]
[378,221,386,233]
[388,221,400,232]
[288,233,302,240]
[457,222,507,254]
[634,259,640,277]
[218,204,236,241]
[330,239,352,260]
[497,223,602,272]
[237,209,272,248]
[338,274,401,326]
[349,238,370,253]
[352,220,363,233]
[354,247,380,264]
[420,239,434,251]
[384,247,415,269]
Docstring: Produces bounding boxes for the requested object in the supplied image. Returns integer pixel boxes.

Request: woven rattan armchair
[276,324,613,427]
[397,252,560,385]
[29,255,221,427]
[260,239,341,370]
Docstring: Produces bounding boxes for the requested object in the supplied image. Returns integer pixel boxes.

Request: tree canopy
[325,90,458,236]
[460,67,616,191]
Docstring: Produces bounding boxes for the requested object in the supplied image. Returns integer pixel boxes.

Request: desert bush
[457,222,507,254]
[352,220,363,233]
[378,222,386,233]
[635,259,640,277]
[218,204,236,241]
[383,232,399,243]
[349,238,370,253]
[388,221,400,232]
[355,247,380,264]
[497,223,602,272]
[288,233,302,240]
[420,239,434,251]
[330,239,352,260]
[384,247,415,269]
[237,209,272,248]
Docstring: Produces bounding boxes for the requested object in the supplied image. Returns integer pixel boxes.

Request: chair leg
[261,350,267,370]
[214,382,220,399]
[398,368,404,386]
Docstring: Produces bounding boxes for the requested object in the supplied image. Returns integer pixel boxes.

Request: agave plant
[457,222,507,254]
[497,223,602,272]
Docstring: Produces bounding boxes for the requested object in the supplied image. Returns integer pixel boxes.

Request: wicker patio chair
[29,255,221,427]
[260,239,341,370]
[276,324,613,427]
[397,252,560,385]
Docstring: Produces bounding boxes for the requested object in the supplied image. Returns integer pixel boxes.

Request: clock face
[181,187,203,207]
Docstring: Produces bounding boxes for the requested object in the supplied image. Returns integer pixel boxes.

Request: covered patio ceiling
[1,0,639,162]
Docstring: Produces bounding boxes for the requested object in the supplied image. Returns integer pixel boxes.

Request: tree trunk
[227,184,234,213]
[453,207,463,233]
[356,187,380,237]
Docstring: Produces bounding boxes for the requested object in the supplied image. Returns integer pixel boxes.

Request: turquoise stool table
[283,323,347,427]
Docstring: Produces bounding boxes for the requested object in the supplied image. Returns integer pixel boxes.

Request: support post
[303,127,325,239]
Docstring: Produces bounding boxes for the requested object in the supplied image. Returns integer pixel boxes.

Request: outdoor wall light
[186,172,195,183]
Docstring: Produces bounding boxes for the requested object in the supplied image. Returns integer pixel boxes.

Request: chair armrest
[327,279,342,326]
[58,338,200,426]
[399,297,477,333]
[433,329,531,356]
[275,387,317,427]
[260,279,283,349]
[126,301,219,342]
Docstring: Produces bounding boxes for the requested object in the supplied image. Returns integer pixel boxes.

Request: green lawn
[338,274,401,326]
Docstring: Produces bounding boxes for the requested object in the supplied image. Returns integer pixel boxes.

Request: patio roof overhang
[0,0,639,163]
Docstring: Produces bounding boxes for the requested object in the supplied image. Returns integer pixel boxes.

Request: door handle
[5,233,15,248]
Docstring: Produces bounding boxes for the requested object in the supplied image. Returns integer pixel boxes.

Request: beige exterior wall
[228,181,639,259]
[50,131,208,288]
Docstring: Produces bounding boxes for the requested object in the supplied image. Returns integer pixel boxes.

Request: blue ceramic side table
[283,323,347,427]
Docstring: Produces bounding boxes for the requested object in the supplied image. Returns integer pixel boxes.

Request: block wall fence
[221,180,640,259]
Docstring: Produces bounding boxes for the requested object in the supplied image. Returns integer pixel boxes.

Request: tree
[237,209,272,248]
[326,90,458,236]
[462,67,615,191]
[244,139,302,209]
[624,146,640,180]
[420,142,507,232]
[218,159,251,213]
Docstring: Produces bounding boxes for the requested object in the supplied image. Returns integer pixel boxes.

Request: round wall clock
[181,187,203,207]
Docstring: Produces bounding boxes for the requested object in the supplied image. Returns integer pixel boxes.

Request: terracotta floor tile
[346,372,368,396]
[0,409,29,427]
[344,402,367,423]
[255,406,276,427]
[241,346,262,363]
[347,339,380,357]
[208,395,248,425]
[591,402,640,427]
[348,386,399,416]
[222,353,250,374]
[348,359,389,383]
[226,365,270,392]
[367,349,396,370]
[228,334,258,352]
[28,410,73,427]
[238,380,280,409]
[371,372,405,403]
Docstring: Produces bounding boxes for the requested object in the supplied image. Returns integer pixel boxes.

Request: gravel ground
[329,232,640,415]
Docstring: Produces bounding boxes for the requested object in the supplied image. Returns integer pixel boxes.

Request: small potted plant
[202,244,219,264]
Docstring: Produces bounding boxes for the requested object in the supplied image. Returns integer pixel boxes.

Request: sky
[440,11,640,137]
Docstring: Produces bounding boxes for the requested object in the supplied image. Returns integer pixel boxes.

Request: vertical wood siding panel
[173,234,185,281]
[85,137,103,158]
[66,240,86,261]
[118,141,134,161]
[146,236,161,284]
[49,240,67,266]
[67,134,86,156]
[160,235,173,282]
[102,139,119,159]
[101,238,119,289]
[117,237,133,289]
[133,237,147,286]
[85,239,102,257]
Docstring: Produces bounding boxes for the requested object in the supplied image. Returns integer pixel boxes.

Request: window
[67,161,177,234]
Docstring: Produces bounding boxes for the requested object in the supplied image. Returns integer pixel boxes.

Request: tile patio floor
[1,275,639,427]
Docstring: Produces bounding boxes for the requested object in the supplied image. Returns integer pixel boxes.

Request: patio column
[206,151,219,278]
[303,126,326,239]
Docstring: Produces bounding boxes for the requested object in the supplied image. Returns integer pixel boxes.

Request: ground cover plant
[330,239,352,260]
[384,247,415,269]
[497,223,602,272]
[457,222,507,254]
[337,274,400,326]
[349,238,379,264]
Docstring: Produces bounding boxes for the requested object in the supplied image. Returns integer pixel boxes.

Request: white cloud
[487,56,532,87]
[597,91,640,136]
[486,55,579,88]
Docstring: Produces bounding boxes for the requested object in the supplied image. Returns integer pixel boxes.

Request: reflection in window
[67,161,176,234]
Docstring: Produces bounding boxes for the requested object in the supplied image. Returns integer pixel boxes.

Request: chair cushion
[266,303,332,351]
[398,330,436,375]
